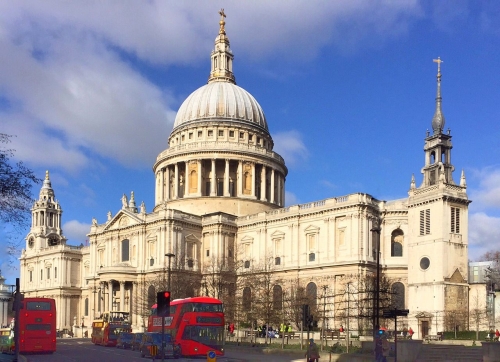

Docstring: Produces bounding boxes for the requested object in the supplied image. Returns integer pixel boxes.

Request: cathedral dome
[173,81,268,132]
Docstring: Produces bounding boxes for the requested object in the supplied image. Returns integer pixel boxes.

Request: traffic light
[301,304,310,327]
[157,291,171,316]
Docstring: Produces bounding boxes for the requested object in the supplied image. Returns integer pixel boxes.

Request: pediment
[241,235,254,243]
[446,268,466,283]
[304,225,320,234]
[415,311,434,319]
[185,234,200,243]
[271,230,285,238]
[104,210,143,231]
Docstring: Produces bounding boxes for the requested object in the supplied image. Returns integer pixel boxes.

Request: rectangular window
[55,267,57,279]
[47,268,50,280]
[189,133,193,139]
[40,269,43,281]
[420,209,431,235]
[208,130,213,137]
[198,131,202,137]
[451,207,460,233]
[229,130,235,137]
[181,135,185,141]
[239,132,244,139]
[473,267,479,282]
[257,137,261,145]
[218,130,224,137]
[30,270,33,282]
[206,250,210,257]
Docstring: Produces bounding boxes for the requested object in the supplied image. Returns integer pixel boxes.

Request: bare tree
[467,289,488,340]
[0,134,41,266]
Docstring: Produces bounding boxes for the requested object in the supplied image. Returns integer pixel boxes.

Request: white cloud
[63,220,90,245]
[320,180,337,190]
[273,130,308,167]
[0,1,423,175]
[468,212,500,261]
[469,167,500,212]
[285,191,300,207]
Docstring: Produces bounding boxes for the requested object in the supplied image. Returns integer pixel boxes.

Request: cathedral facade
[19,13,470,339]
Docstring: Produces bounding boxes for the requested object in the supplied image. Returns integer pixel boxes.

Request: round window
[420,257,430,270]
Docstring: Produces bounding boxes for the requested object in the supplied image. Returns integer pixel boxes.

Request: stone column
[174,163,179,199]
[165,167,170,200]
[270,168,275,204]
[251,162,256,198]
[260,165,266,201]
[237,161,242,197]
[224,159,230,196]
[197,160,202,196]
[184,162,188,196]
[277,173,281,206]
[120,281,125,311]
[132,282,138,327]
[210,159,216,196]
[161,168,165,202]
[108,281,114,311]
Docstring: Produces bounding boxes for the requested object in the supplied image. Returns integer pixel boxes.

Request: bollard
[207,350,216,362]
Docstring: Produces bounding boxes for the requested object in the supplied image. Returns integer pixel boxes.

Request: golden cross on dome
[433,57,443,75]
[219,9,226,34]
[219,8,226,20]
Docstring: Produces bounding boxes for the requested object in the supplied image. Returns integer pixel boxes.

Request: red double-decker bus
[148,296,225,357]
[91,311,131,347]
[18,298,56,353]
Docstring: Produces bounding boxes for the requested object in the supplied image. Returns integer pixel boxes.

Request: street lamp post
[165,253,175,292]
[371,225,381,337]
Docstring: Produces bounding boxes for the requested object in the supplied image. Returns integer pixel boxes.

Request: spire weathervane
[219,8,226,35]
[431,56,445,134]
[433,57,443,79]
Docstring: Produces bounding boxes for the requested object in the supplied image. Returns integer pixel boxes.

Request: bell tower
[25,170,67,252]
[407,58,470,338]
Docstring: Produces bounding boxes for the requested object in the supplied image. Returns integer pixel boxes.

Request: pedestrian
[305,338,320,362]
[408,327,414,340]
[229,322,235,335]
[495,328,499,342]
[339,324,344,333]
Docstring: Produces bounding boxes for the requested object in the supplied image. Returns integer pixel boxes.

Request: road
[12,339,307,362]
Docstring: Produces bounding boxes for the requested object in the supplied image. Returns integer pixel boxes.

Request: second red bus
[148,296,225,357]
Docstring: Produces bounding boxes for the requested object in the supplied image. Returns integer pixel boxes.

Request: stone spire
[39,170,55,201]
[431,57,445,134]
[208,9,236,84]
[460,169,467,188]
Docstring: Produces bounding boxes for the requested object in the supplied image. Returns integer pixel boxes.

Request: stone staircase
[415,344,483,362]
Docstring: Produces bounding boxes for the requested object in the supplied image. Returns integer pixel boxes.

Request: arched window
[85,298,89,316]
[122,239,130,262]
[391,282,405,309]
[273,285,282,311]
[148,285,156,312]
[391,230,404,257]
[189,170,197,193]
[243,171,252,195]
[243,287,252,310]
[306,282,317,310]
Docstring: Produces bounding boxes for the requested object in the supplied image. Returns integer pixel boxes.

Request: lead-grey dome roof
[172,81,268,132]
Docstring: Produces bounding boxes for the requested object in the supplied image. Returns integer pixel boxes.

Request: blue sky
[1,1,500,284]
